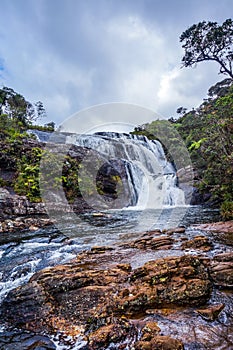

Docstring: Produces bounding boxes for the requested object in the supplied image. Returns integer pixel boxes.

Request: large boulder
[1,252,211,339]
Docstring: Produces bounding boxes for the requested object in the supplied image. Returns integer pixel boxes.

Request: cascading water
[1,131,227,350]
[29,129,185,208]
[65,132,185,208]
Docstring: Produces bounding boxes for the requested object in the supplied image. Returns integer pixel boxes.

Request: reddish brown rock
[209,253,233,287]
[164,227,186,235]
[135,335,184,350]
[193,220,233,232]
[193,221,233,233]
[196,303,225,321]
[124,235,174,250]
[87,321,137,349]
[181,236,212,251]
[193,221,233,246]
[1,281,53,332]
[1,253,211,340]
[116,255,211,316]
[140,321,161,341]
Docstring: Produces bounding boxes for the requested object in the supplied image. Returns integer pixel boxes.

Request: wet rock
[142,230,162,236]
[126,235,174,250]
[213,231,233,246]
[0,187,10,199]
[181,236,212,251]
[0,192,92,224]
[135,335,184,350]
[193,220,233,233]
[90,246,115,254]
[118,255,211,316]
[1,254,211,341]
[196,303,225,321]
[0,330,56,350]
[2,281,53,332]
[0,216,54,233]
[163,227,186,235]
[87,321,137,349]
[0,192,46,219]
[140,321,161,341]
[209,253,233,287]
[176,166,211,205]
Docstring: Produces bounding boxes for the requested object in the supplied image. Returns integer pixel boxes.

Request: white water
[28,129,185,208]
[66,132,185,208]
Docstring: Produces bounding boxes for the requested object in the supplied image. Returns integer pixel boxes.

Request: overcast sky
[0,0,232,129]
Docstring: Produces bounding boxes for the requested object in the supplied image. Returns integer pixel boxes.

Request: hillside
[133,79,233,219]
[1,83,233,219]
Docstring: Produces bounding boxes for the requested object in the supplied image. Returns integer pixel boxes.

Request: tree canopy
[0,86,46,127]
[180,19,233,79]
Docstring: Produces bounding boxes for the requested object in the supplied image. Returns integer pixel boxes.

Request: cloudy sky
[0,0,232,128]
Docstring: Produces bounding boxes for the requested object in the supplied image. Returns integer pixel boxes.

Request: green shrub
[14,148,43,202]
[220,201,233,220]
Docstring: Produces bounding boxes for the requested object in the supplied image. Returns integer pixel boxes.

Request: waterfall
[65,132,185,208]
[30,129,185,208]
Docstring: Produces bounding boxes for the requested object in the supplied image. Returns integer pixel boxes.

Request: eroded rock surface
[1,226,233,349]
[193,221,233,233]
[209,252,233,287]
[1,246,211,347]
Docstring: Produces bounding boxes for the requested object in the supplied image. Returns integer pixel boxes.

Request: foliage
[132,120,191,171]
[0,86,45,127]
[0,86,57,201]
[175,81,233,205]
[28,123,55,132]
[180,19,233,79]
[14,148,86,203]
[35,101,46,120]
[0,85,98,203]
[220,201,233,220]
[133,79,233,210]
[14,147,43,202]
[208,78,233,98]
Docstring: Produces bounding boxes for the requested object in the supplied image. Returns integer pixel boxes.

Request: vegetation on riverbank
[0,80,232,218]
[133,78,233,219]
[133,18,233,219]
[1,17,233,220]
[0,86,54,200]
[0,87,121,203]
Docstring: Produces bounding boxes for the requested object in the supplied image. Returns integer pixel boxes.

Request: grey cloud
[0,0,232,127]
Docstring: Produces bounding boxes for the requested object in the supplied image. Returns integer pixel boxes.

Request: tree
[176,107,187,115]
[207,78,232,98]
[0,86,43,127]
[44,121,55,131]
[180,19,233,79]
[35,101,47,120]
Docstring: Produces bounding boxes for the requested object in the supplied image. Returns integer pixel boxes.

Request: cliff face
[0,137,131,220]
[0,137,46,219]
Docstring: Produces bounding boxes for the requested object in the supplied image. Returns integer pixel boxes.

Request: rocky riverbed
[0,221,232,349]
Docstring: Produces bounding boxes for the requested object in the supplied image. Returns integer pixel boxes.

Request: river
[1,206,233,349]
[0,130,232,349]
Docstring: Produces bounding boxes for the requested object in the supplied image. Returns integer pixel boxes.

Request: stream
[0,205,233,349]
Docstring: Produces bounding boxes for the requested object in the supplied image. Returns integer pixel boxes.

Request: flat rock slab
[193,220,233,233]
[1,247,211,340]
